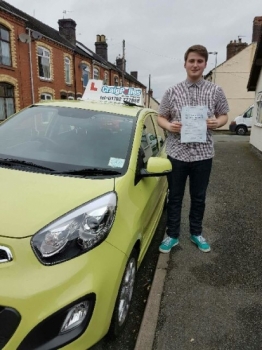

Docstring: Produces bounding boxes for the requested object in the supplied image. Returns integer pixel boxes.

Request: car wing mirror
[140,157,172,177]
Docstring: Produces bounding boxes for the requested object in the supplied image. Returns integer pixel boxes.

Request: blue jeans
[166,156,213,238]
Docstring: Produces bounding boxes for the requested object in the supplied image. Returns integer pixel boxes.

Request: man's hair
[184,45,208,62]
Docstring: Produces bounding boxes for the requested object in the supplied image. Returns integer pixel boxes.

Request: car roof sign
[82,79,144,106]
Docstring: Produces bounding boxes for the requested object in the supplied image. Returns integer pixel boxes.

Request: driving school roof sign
[82,79,144,105]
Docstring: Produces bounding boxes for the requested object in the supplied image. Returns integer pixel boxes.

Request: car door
[244,106,253,128]
[130,113,167,259]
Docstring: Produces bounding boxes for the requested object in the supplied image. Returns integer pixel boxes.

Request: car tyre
[236,125,247,135]
[107,248,138,339]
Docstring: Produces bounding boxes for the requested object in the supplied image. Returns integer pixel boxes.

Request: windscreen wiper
[55,167,121,176]
[123,100,144,107]
[0,158,55,171]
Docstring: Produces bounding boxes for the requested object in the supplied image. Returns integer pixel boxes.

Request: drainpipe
[73,51,77,99]
[28,28,35,104]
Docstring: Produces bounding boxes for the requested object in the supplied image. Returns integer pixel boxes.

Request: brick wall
[0,8,146,114]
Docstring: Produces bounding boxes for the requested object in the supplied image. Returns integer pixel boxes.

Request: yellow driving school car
[0,83,171,350]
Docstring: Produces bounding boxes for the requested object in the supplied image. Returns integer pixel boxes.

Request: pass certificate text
[180,106,208,143]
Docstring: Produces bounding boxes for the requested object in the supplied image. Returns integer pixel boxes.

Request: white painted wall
[208,43,256,130]
[145,94,159,112]
[250,69,262,152]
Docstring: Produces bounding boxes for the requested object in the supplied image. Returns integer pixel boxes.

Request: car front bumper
[0,236,127,350]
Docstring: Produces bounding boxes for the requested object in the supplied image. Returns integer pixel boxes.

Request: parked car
[0,98,171,350]
[229,104,254,135]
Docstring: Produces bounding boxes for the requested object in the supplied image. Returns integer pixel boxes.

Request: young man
[158,45,229,254]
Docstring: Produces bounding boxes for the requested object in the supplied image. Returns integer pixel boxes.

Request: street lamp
[208,51,218,84]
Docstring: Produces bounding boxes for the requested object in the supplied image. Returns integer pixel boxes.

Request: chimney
[149,89,153,98]
[252,16,262,42]
[116,56,126,71]
[130,71,138,80]
[58,18,76,46]
[226,38,248,60]
[95,34,108,61]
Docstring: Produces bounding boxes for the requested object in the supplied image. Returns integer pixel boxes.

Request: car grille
[0,306,21,348]
[0,246,13,263]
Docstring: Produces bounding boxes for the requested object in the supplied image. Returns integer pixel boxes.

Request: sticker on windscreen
[108,157,125,168]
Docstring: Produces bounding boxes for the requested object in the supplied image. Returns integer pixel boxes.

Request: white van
[229,105,254,135]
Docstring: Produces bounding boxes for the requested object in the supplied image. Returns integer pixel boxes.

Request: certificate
[180,106,208,143]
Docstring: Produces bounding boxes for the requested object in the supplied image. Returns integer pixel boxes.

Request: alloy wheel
[117,257,136,326]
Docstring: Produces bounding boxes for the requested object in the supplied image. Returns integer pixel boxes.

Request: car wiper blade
[123,100,144,107]
[0,158,54,171]
[56,167,121,176]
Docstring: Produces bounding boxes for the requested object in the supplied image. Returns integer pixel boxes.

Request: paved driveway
[154,135,262,350]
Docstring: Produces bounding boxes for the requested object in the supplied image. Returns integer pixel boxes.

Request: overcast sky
[7,0,262,100]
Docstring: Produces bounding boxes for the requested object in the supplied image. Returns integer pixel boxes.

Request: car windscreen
[0,105,135,174]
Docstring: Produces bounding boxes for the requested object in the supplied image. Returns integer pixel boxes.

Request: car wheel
[108,249,138,338]
[236,125,247,135]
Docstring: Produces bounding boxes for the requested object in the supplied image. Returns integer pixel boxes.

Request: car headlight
[31,192,117,265]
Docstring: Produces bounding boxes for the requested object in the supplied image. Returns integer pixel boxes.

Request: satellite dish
[18,33,31,43]
[31,31,43,40]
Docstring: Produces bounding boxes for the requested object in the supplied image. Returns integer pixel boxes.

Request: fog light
[60,301,89,333]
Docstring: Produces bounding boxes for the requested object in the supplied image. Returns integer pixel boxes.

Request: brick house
[0,0,146,120]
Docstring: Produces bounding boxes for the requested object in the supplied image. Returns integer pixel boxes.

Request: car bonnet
[0,168,115,238]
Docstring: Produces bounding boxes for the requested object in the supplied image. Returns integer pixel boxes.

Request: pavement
[134,134,262,350]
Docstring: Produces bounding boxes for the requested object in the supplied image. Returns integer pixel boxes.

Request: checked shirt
[159,79,229,162]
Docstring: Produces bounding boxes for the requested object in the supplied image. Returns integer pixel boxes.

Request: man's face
[184,52,207,81]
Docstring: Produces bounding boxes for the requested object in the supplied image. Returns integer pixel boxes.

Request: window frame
[40,93,53,101]
[81,64,90,88]
[93,67,100,80]
[0,82,15,120]
[104,71,109,85]
[65,56,71,84]
[256,92,262,124]
[114,75,119,86]
[37,46,51,80]
[0,25,11,66]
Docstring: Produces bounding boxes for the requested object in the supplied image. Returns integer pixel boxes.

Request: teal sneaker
[190,235,211,252]
[159,236,179,253]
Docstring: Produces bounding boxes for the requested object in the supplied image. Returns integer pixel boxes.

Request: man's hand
[207,117,219,130]
[168,121,182,133]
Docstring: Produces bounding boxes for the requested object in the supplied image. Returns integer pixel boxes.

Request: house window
[114,76,119,86]
[38,46,51,79]
[0,25,11,66]
[104,71,109,85]
[256,92,262,124]
[0,83,15,120]
[93,67,99,80]
[65,57,71,84]
[40,93,53,101]
[82,64,90,87]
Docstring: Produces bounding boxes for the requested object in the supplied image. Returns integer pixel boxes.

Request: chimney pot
[252,16,262,42]
[95,34,108,61]
[58,18,77,46]
[226,38,248,60]
[116,57,126,71]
